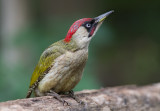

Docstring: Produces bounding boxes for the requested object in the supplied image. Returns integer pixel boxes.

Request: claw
[68,90,85,105]
[62,100,71,106]
[46,90,70,106]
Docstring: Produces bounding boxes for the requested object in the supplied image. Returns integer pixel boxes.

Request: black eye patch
[82,20,95,32]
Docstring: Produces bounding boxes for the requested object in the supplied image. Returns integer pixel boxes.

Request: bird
[26,10,114,104]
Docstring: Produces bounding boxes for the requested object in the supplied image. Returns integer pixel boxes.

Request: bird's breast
[38,49,88,93]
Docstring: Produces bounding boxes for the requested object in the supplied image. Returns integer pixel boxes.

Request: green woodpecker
[26,11,113,103]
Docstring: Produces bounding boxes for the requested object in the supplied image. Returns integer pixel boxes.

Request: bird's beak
[94,10,114,24]
[88,10,114,37]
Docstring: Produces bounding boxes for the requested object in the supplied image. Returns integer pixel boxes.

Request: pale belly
[36,49,88,95]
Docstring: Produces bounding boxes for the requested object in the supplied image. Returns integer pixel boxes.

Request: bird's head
[64,10,114,49]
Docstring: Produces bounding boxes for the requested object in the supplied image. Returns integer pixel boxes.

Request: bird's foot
[68,90,85,105]
[46,90,70,106]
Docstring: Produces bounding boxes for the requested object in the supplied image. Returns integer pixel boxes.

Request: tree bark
[0,83,160,111]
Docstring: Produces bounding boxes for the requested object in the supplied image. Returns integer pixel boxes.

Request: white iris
[86,23,91,28]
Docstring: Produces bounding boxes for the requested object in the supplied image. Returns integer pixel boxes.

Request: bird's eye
[85,23,91,28]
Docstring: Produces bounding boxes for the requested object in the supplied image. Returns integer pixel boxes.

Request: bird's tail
[26,87,33,98]
[26,82,38,98]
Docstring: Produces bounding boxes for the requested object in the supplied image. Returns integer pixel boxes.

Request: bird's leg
[68,90,85,105]
[46,90,70,106]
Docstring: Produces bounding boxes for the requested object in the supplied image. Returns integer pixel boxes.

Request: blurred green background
[0,0,160,102]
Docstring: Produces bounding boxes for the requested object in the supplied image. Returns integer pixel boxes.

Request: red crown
[64,18,92,42]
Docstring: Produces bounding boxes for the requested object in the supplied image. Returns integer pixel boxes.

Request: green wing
[26,39,79,98]
[30,41,64,87]
[29,48,61,87]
